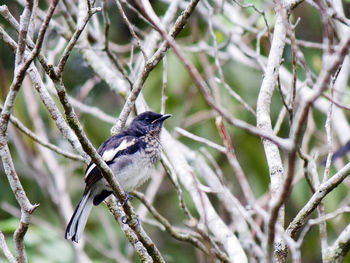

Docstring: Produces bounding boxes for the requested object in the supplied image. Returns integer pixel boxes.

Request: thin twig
[132,191,232,262]
[115,0,147,61]
[102,0,133,89]
[175,127,226,153]
[160,56,167,115]
[0,232,16,263]
[287,162,350,239]
[14,0,33,68]
[216,117,255,204]
[297,206,350,245]
[160,153,192,219]
[0,105,84,162]
[55,7,101,78]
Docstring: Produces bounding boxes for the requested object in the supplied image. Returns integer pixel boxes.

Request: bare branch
[287,162,350,238]
[175,127,226,153]
[0,232,16,263]
[254,2,287,260]
[162,130,248,262]
[0,105,84,162]
[326,223,350,262]
[55,7,101,78]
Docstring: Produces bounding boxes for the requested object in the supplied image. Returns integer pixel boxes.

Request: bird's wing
[84,134,141,192]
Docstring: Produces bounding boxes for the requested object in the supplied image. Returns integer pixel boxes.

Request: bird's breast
[108,141,161,191]
[144,133,162,158]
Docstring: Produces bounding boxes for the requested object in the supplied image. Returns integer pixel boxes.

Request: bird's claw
[118,192,133,207]
[121,214,140,228]
[121,216,128,224]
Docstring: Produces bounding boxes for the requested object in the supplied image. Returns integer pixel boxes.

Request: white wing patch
[84,139,135,180]
[85,163,96,180]
[102,139,135,162]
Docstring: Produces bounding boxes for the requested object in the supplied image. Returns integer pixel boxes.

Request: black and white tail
[65,191,93,243]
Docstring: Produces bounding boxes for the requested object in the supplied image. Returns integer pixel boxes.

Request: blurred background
[1,0,350,262]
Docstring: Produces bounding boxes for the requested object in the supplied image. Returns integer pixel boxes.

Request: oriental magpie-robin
[65,111,171,243]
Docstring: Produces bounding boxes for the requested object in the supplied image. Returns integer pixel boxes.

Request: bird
[65,111,171,243]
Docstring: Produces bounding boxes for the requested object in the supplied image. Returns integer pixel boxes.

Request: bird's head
[128,111,171,136]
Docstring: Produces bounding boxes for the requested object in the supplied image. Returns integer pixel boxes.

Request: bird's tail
[65,191,93,243]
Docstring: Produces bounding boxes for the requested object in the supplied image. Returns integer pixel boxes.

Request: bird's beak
[153,114,172,124]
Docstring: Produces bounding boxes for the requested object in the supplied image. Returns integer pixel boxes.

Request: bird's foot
[118,192,134,207]
[121,214,140,228]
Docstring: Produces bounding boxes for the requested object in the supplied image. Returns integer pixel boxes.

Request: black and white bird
[65,111,171,243]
